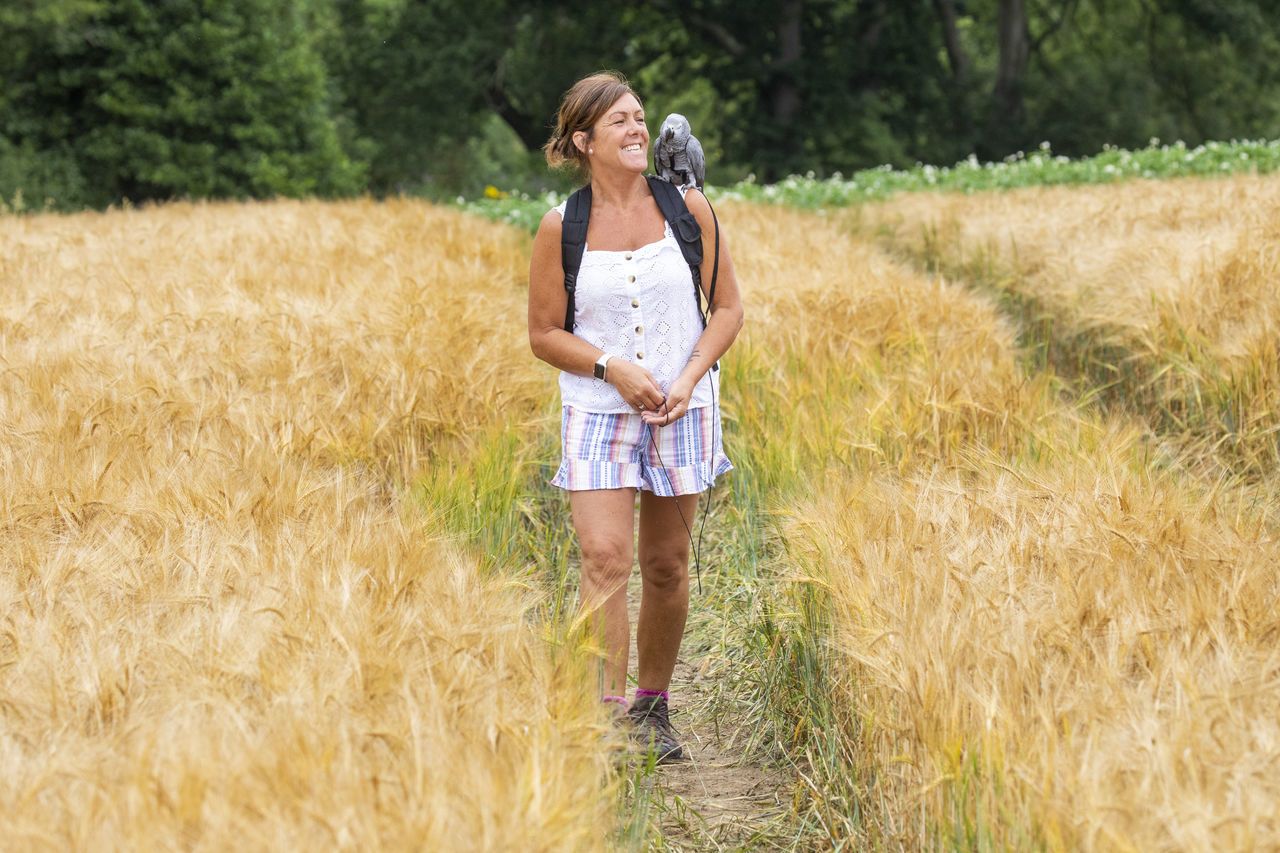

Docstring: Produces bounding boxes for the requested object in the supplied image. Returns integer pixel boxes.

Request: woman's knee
[579,538,632,591]
[640,552,688,593]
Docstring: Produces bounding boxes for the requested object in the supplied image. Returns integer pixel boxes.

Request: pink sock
[602,695,628,708]
[635,688,669,701]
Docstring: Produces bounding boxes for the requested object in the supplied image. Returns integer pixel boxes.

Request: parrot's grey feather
[687,136,705,190]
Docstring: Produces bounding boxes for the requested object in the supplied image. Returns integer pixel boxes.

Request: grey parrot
[653,113,705,190]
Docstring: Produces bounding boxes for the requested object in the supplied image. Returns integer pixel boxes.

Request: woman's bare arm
[686,188,745,369]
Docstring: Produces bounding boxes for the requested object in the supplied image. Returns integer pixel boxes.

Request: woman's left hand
[642,377,695,427]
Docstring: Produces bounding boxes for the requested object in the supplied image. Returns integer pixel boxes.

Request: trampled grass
[0,199,612,849]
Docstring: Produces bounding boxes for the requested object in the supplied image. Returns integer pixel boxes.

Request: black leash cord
[644,396,715,596]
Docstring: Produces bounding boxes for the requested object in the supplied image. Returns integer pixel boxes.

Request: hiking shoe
[626,695,684,763]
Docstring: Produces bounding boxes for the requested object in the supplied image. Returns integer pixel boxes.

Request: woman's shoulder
[677,185,711,221]
[671,181,706,206]
[533,207,563,248]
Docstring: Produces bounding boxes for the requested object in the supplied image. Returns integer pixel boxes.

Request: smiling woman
[528,71,745,765]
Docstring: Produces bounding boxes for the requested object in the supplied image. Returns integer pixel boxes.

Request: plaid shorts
[551,405,733,496]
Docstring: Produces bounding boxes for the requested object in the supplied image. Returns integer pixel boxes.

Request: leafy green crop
[459,138,1280,230]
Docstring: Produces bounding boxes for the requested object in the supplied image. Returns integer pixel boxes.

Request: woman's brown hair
[544,71,641,178]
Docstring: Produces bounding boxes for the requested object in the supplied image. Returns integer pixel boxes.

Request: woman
[527,71,744,763]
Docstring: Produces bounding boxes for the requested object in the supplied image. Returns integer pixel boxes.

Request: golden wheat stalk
[0,198,612,849]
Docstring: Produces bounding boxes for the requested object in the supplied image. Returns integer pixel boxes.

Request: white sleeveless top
[554,190,718,413]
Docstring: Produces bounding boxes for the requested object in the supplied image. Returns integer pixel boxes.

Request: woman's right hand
[606,359,666,412]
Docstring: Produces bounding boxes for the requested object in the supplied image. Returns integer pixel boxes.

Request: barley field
[705,196,1280,849]
[0,200,611,849]
[860,174,1280,477]
[4,177,1278,850]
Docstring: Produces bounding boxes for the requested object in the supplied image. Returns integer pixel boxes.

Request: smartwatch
[594,353,612,380]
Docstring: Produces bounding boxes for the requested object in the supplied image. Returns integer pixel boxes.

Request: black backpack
[560,175,719,337]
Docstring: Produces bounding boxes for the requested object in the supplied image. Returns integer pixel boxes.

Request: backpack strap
[645,176,708,325]
[560,185,592,333]
[649,177,722,372]
[707,198,720,320]
[698,197,722,373]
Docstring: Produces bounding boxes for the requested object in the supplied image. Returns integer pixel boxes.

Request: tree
[1006,0,1280,156]
[990,0,1030,142]
[319,0,517,193]
[1,0,363,207]
[5,0,1280,207]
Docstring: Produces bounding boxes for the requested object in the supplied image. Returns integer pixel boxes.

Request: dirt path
[625,589,795,850]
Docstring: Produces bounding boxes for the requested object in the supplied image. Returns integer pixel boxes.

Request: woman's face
[586,93,648,175]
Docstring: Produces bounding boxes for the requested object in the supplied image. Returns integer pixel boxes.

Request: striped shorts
[551,405,733,496]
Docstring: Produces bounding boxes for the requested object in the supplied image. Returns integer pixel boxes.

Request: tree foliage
[1,0,363,207]
[1,0,1277,209]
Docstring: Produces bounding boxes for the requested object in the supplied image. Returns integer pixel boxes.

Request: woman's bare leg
[569,488,636,697]
[635,490,698,691]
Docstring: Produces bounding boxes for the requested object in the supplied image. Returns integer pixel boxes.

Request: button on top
[624,252,633,261]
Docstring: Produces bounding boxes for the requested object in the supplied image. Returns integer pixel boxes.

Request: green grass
[459,137,1280,229]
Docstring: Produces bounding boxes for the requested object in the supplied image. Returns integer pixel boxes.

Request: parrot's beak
[661,127,674,142]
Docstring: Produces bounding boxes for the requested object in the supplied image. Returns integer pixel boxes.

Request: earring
[589,148,594,154]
